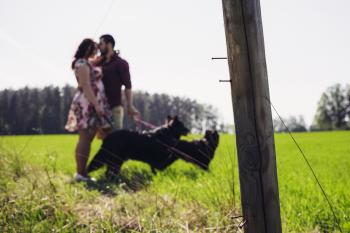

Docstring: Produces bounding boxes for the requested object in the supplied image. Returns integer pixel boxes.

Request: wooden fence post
[221,0,282,232]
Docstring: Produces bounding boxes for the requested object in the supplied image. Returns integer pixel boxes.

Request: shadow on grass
[162,165,205,181]
[84,167,154,196]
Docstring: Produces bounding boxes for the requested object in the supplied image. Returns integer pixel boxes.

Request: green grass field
[0,131,349,232]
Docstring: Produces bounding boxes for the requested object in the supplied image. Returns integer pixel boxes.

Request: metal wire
[264,96,343,233]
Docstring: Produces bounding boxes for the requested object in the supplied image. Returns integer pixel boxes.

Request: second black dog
[173,130,219,170]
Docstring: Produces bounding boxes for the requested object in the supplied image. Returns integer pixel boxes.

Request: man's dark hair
[100,34,115,48]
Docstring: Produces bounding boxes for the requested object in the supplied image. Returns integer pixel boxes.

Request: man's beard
[100,49,108,56]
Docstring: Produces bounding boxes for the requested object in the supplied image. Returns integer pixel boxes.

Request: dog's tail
[87,149,105,173]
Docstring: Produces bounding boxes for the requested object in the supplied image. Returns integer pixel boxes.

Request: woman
[65,38,113,182]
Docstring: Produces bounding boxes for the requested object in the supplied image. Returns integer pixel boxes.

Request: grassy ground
[0,131,349,232]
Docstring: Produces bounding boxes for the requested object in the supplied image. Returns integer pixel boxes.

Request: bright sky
[1,0,349,126]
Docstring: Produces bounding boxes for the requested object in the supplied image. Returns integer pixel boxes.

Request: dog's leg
[87,149,106,173]
[151,167,157,174]
[105,163,122,180]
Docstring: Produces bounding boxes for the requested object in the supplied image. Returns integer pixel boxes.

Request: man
[98,34,139,129]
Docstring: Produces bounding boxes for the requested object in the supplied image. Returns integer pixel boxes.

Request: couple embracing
[65,34,140,182]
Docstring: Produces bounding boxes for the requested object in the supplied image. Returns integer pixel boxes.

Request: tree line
[0,85,219,135]
[1,83,349,135]
[273,83,350,132]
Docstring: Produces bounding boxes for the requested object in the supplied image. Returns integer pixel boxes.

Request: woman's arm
[76,65,102,115]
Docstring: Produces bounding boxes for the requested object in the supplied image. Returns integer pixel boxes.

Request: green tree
[40,86,61,134]
[313,84,350,130]
[0,89,10,134]
[27,88,42,134]
[61,85,76,131]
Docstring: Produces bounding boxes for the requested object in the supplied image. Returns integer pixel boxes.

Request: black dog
[173,130,219,170]
[87,116,190,177]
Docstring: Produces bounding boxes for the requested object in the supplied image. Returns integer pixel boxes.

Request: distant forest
[0,85,221,135]
[273,83,350,132]
[1,83,348,135]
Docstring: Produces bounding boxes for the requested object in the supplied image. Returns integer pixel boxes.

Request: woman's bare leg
[76,129,96,176]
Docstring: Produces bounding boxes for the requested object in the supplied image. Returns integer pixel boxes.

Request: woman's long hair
[71,39,96,69]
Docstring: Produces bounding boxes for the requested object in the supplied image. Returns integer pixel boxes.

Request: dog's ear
[173,115,178,121]
[165,115,173,125]
[183,126,190,135]
[204,130,212,138]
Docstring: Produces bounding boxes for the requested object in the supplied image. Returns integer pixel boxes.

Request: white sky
[0,0,349,126]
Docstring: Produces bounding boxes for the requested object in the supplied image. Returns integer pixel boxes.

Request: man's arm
[120,60,140,119]
[125,88,133,106]
[125,88,139,119]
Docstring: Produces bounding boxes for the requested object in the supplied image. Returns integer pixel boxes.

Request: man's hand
[127,104,140,121]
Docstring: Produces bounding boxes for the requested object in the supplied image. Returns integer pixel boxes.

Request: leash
[93,106,157,131]
[134,118,158,130]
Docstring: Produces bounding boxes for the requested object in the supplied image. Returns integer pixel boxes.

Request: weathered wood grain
[222,0,282,232]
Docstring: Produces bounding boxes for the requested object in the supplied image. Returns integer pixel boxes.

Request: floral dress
[65,59,113,132]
